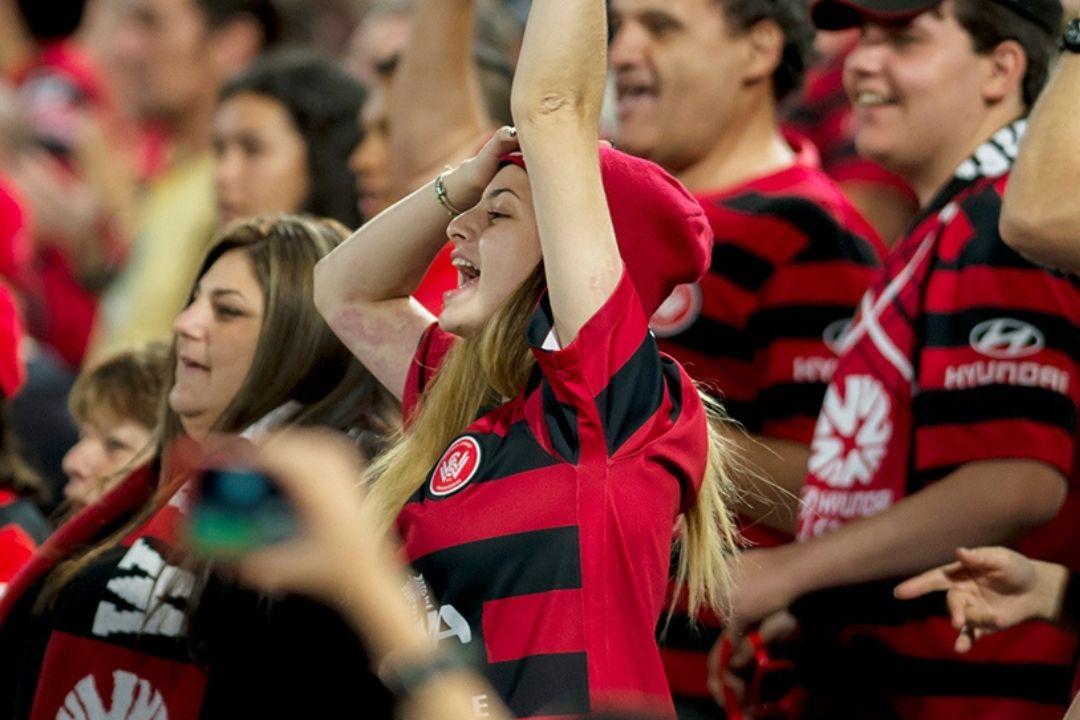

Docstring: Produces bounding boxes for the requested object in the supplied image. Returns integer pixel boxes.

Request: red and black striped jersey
[796,120,1080,719]
[654,142,885,448]
[399,269,708,718]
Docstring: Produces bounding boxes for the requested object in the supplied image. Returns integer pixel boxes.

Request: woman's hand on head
[442,126,520,211]
[233,429,393,607]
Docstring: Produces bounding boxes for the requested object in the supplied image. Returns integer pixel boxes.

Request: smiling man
[725,1,1080,718]
[606,2,884,714]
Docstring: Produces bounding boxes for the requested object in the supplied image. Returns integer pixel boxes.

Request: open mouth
[616,79,658,115]
[452,257,481,290]
[853,90,898,108]
[179,355,209,372]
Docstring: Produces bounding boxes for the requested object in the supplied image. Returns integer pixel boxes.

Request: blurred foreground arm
[1001,52,1080,272]
[238,431,510,720]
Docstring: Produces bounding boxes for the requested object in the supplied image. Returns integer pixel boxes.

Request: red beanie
[0,283,24,399]
[500,146,712,318]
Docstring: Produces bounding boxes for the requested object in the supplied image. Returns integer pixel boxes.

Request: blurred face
[344,12,411,89]
[843,2,991,181]
[62,415,155,510]
[114,0,214,120]
[213,92,311,225]
[609,0,749,172]
[348,86,392,220]
[169,249,264,438]
[438,166,543,338]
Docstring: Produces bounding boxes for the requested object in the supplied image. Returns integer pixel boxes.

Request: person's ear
[741,18,785,89]
[981,39,1027,105]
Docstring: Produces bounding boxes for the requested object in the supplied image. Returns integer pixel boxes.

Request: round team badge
[650,282,703,338]
[430,436,482,497]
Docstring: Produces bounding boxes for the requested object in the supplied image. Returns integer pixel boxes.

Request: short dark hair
[221,50,368,227]
[953,0,1058,108]
[15,0,87,40]
[197,0,283,46]
[716,0,815,102]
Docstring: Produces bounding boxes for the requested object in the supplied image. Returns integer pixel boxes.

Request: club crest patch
[430,436,482,496]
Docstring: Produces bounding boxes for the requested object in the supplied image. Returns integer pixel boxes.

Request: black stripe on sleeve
[487,652,590,717]
[595,332,664,456]
[913,385,1076,430]
[710,243,775,292]
[541,381,581,465]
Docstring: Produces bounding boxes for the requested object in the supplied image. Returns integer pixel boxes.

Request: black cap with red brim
[810,0,1063,35]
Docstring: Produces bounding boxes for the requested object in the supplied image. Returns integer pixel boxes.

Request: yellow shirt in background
[92,152,216,359]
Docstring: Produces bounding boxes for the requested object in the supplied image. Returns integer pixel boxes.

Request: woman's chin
[437,304,481,338]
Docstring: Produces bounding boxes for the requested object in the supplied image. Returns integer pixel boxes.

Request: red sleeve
[527,267,671,461]
[402,322,457,422]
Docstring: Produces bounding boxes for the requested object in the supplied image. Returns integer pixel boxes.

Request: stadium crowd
[0,0,1077,718]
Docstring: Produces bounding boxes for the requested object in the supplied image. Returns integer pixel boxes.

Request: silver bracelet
[434,171,463,217]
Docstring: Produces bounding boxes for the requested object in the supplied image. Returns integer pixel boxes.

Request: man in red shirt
[727,1,1078,718]
[607,2,884,713]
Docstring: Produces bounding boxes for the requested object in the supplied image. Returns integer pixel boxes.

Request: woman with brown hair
[314,0,741,715]
[0,215,399,718]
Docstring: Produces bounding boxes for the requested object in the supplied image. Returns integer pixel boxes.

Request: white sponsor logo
[792,318,852,383]
[57,670,168,720]
[426,604,472,645]
[809,375,893,489]
[969,318,1045,359]
[403,573,473,646]
[92,539,194,639]
[944,360,1070,395]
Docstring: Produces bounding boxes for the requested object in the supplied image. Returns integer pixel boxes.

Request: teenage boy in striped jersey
[726,1,1079,718]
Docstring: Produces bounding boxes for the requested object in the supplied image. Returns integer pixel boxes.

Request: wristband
[377,648,468,698]
[435,171,463,217]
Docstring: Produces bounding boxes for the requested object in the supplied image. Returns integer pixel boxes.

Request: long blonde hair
[367,267,741,619]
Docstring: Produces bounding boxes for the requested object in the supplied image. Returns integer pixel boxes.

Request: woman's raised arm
[511,0,621,346]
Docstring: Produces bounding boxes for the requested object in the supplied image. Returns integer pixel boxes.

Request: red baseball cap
[499,146,712,318]
[810,0,1063,35]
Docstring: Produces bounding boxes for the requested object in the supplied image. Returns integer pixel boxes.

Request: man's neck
[907,104,1026,207]
[163,90,219,164]
[675,95,796,194]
